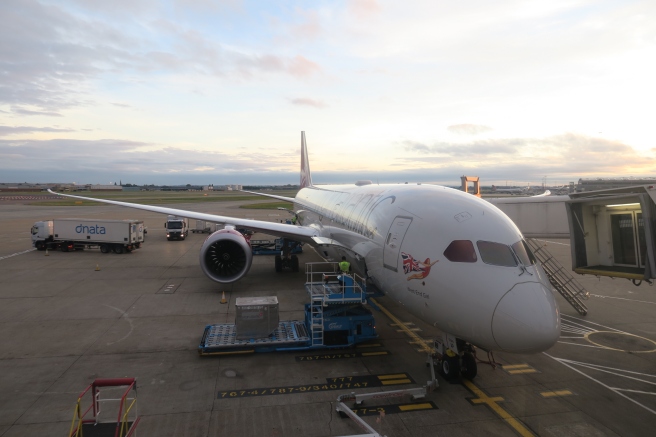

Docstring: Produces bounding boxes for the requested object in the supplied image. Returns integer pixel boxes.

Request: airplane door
[383,216,413,272]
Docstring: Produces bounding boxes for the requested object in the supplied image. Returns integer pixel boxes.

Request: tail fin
[300,131,313,188]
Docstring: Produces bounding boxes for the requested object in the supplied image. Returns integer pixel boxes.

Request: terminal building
[577,177,656,192]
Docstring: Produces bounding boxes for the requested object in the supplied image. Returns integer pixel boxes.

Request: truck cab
[31,220,54,249]
[165,215,189,241]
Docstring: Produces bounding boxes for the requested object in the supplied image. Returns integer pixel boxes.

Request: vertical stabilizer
[300,131,313,188]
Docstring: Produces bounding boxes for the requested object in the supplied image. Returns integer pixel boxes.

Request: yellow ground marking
[502,364,538,374]
[356,343,382,348]
[382,379,412,385]
[399,403,434,411]
[463,380,536,437]
[378,374,409,380]
[370,297,536,437]
[361,351,389,357]
[540,390,573,398]
[369,298,433,354]
[502,364,531,370]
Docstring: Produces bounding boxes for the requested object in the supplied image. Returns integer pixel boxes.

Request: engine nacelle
[199,229,253,283]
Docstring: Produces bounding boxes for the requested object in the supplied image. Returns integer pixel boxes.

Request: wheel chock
[45,249,49,256]
[95,264,100,271]
[220,291,227,304]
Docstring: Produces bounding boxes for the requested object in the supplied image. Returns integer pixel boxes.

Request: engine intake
[199,229,253,283]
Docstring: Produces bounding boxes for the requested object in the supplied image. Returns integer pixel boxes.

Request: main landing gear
[431,333,478,381]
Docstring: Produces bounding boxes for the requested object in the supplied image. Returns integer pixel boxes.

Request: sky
[1,0,655,187]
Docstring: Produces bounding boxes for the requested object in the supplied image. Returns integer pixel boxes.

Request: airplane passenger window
[511,240,536,265]
[443,240,477,263]
[476,241,517,267]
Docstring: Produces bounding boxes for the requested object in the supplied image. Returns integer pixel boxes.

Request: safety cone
[95,264,100,271]
[45,249,49,256]
[220,291,227,304]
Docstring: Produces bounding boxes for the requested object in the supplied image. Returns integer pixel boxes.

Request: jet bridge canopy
[566,186,656,282]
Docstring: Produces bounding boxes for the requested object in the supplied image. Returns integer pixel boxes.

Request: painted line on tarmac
[369,298,432,354]
[545,353,656,416]
[217,373,415,399]
[590,294,656,306]
[462,379,536,437]
[540,389,574,398]
[502,363,539,375]
[0,248,36,261]
[295,350,390,361]
[350,401,437,417]
[370,297,537,437]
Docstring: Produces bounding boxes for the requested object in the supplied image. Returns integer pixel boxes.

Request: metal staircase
[526,239,589,316]
[310,297,324,345]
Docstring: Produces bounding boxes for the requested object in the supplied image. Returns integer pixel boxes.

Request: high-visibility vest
[339,261,350,272]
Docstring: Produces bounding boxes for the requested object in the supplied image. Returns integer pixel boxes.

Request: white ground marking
[0,248,36,261]
[104,305,135,345]
[544,353,656,416]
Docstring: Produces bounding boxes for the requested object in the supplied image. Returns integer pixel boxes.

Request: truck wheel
[274,255,282,272]
[35,241,46,251]
[100,244,110,254]
[60,243,68,252]
[113,245,124,254]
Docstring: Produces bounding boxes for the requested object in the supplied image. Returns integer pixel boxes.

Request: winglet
[300,131,313,188]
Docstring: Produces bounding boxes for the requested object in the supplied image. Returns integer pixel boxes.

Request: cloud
[397,133,656,181]
[0,125,75,137]
[348,0,382,20]
[0,137,299,183]
[290,98,327,108]
[447,124,493,135]
[0,0,321,116]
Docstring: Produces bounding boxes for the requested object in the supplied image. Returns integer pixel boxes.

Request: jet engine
[199,228,253,283]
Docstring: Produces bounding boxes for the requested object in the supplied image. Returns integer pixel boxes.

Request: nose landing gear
[432,334,478,381]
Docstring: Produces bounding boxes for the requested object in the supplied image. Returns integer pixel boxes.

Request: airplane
[491,184,533,195]
[48,132,560,380]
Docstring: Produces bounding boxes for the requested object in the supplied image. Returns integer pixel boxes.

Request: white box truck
[165,215,189,241]
[31,218,144,254]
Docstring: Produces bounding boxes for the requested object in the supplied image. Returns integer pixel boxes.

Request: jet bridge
[566,186,656,283]
[489,185,656,283]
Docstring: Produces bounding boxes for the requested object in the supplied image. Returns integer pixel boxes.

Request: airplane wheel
[441,355,460,381]
[274,255,282,272]
[461,352,477,380]
[100,244,110,254]
[291,255,299,272]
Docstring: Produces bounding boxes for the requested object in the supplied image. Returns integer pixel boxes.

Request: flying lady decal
[401,252,438,281]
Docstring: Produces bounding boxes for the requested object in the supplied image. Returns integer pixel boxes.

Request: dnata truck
[31,218,144,254]
[165,215,189,240]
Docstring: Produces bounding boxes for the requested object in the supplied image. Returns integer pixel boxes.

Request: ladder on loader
[526,239,589,316]
[68,378,140,437]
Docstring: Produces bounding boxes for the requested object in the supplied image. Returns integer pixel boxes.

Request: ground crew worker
[339,256,350,274]
[291,215,297,224]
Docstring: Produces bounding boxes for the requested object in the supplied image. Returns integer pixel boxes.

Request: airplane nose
[492,282,560,353]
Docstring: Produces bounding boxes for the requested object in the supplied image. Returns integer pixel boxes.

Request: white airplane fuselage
[294,182,560,354]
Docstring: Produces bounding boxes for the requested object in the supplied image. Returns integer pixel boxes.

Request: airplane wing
[47,189,319,244]
[240,190,296,203]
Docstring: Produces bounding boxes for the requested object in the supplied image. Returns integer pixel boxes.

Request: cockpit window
[443,240,477,263]
[476,241,517,267]
[511,240,536,265]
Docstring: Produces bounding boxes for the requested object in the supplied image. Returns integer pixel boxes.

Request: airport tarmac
[1,200,655,437]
